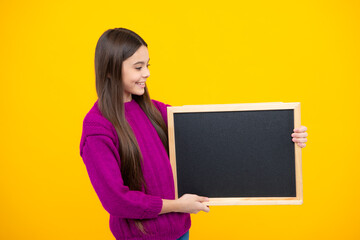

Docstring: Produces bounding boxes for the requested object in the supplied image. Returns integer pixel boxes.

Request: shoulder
[80,100,118,155]
[151,99,172,123]
[82,100,116,134]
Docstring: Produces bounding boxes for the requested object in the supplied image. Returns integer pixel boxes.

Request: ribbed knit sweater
[79,99,191,240]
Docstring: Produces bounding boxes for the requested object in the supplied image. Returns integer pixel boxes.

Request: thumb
[202,203,210,213]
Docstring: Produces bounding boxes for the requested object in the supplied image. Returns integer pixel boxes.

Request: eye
[135,64,150,70]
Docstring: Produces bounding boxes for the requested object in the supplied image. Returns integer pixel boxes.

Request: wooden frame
[167,102,302,206]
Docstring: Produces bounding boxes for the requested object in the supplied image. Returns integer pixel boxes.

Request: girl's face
[121,45,150,102]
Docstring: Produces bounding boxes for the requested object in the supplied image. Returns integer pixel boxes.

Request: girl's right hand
[176,194,210,214]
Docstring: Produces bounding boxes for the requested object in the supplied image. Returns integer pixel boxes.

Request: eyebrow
[133,58,150,65]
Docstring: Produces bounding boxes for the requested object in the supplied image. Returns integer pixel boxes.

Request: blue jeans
[177,231,189,240]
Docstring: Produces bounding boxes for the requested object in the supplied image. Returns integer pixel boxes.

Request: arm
[160,194,210,214]
[82,135,209,217]
[151,100,210,214]
[81,134,163,219]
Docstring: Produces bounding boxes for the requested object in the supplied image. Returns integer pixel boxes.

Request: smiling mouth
[136,82,145,85]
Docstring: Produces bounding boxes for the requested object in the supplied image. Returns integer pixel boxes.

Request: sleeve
[151,99,172,126]
[81,132,163,219]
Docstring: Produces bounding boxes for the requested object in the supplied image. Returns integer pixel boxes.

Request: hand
[176,194,210,214]
[292,126,308,148]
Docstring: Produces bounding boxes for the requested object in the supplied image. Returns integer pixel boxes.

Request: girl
[79,28,308,240]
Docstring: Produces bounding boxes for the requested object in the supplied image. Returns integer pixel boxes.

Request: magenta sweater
[79,99,191,240]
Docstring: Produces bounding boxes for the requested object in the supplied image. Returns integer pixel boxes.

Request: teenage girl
[79,28,308,240]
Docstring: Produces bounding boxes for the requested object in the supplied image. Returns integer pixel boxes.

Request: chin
[133,90,145,96]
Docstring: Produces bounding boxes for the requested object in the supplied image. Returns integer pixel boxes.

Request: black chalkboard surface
[167,102,302,205]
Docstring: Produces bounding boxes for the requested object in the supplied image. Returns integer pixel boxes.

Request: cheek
[122,71,136,85]
[126,71,141,83]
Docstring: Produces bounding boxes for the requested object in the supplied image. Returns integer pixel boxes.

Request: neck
[123,94,132,103]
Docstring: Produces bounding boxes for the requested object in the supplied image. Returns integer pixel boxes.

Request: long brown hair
[94,28,168,234]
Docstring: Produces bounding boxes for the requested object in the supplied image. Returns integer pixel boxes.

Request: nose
[142,67,150,78]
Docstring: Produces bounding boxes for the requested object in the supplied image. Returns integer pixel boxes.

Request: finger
[293,126,307,133]
[197,196,209,202]
[291,132,308,138]
[292,138,307,143]
[297,143,306,148]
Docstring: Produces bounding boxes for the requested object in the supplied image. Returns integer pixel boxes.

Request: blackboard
[167,102,302,205]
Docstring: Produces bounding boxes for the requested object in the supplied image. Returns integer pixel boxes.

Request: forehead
[124,45,149,64]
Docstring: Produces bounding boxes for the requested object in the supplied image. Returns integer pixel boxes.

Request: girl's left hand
[291,126,308,148]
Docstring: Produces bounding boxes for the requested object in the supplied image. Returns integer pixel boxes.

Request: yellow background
[1,0,359,239]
